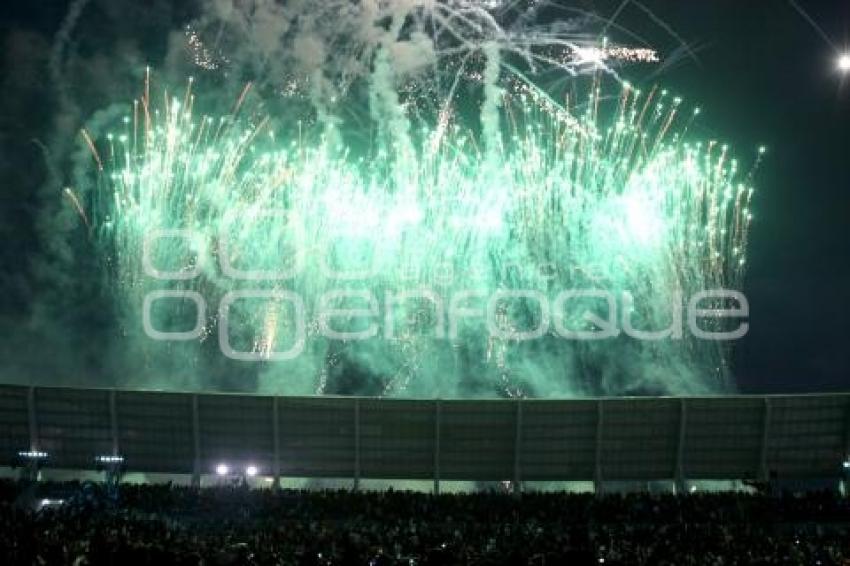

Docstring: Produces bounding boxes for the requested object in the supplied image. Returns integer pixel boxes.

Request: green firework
[74,61,756,398]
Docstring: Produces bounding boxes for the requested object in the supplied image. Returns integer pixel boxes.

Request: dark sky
[622,0,850,393]
[0,1,847,394]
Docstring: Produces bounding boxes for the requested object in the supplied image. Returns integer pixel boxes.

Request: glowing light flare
[622,192,665,247]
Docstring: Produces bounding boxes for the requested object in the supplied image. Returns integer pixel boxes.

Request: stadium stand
[0,385,848,490]
[1,481,849,564]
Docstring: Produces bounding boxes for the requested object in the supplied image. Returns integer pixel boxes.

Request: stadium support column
[27,386,38,454]
[25,386,40,481]
[513,399,523,495]
[353,398,361,491]
[434,400,441,495]
[843,399,850,497]
[109,390,119,457]
[105,390,122,496]
[675,398,688,494]
[192,395,201,488]
[758,397,772,484]
[272,397,281,490]
[594,400,604,495]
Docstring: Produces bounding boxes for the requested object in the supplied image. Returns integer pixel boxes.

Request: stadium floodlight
[245,465,258,477]
[95,455,125,464]
[18,450,48,460]
[215,463,230,476]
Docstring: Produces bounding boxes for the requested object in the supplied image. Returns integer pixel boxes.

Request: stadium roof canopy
[0,384,848,487]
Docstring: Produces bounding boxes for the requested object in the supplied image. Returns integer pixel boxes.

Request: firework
[74,77,754,398]
[69,2,756,398]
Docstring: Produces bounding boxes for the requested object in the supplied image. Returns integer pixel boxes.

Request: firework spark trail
[63,187,90,230]
[186,0,660,98]
[79,129,104,171]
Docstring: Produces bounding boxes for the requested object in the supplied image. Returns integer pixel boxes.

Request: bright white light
[95,455,124,464]
[839,54,850,72]
[215,463,229,476]
[481,0,505,10]
[245,465,258,477]
[575,46,606,66]
[843,460,850,470]
[18,450,48,459]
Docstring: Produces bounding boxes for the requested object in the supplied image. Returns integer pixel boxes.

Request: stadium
[1,385,849,563]
[3,385,850,492]
[1,0,849,564]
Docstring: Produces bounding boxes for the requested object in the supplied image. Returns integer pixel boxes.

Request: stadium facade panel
[1,384,848,485]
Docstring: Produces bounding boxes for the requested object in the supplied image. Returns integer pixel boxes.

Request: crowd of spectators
[0,479,848,565]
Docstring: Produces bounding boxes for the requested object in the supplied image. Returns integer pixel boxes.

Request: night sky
[627,1,850,393]
[0,1,847,394]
